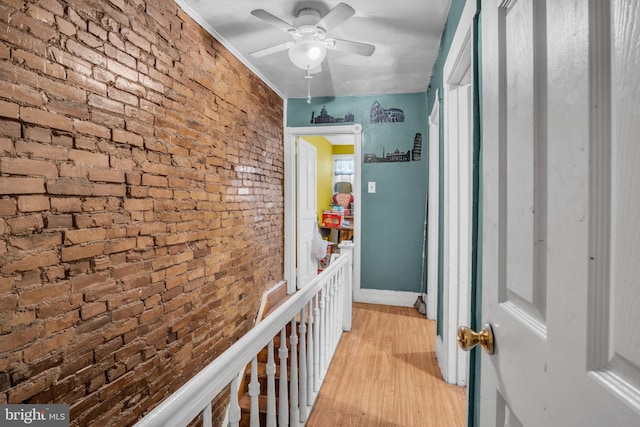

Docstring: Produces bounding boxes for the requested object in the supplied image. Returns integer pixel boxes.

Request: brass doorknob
[457,323,494,354]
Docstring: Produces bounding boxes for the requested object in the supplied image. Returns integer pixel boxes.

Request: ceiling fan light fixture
[288,38,326,70]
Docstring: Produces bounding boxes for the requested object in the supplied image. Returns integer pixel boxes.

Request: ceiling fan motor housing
[292,8,326,40]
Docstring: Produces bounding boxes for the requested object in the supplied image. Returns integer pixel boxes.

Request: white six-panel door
[480,0,640,425]
[297,138,318,288]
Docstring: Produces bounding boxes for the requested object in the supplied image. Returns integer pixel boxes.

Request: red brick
[79,301,107,322]
[45,214,73,229]
[88,168,125,183]
[38,0,64,17]
[88,93,124,114]
[112,128,143,147]
[112,301,143,322]
[0,99,19,119]
[0,137,12,154]
[0,42,8,59]
[9,11,57,41]
[0,157,58,177]
[19,281,69,306]
[13,49,65,79]
[0,177,46,194]
[7,373,54,403]
[38,74,86,103]
[20,107,73,131]
[65,227,106,245]
[46,179,92,196]
[66,39,107,67]
[0,293,18,311]
[60,242,104,262]
[68,149,109,167]
[49,46,91,76]
[115,76,146,97]
[69,272,111,293]
[0,21,46,55]
[17,195,50,212]
[15,140,68,161]
[44,311,79,335]
[7,214,44,234]
[105,238,136,255]
[55,16,76,36]
[0,325,42,353]
[0,199,16,215]
[9,232,61,250]
[92,183,126,197]
[0,119,21,137]
[50,197,82,212]
[73,119,111,138]
[23,126,52,143]
[123,198,152,211]
[1,250,58,274]
[121,27,150,53]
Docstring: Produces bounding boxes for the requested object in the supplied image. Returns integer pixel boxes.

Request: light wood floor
[306,303,467,427]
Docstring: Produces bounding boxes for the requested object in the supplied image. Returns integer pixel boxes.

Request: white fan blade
[249,41,294,58]
[316,3,355,32]
[326,38,375,56]
[251,9,296,33]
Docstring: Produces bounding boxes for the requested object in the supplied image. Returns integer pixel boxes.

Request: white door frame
[284,124,362,295]
[427,91,440,321]
[436,0,476,386]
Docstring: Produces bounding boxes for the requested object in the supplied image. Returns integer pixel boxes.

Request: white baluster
[324,282,331,371]
[249,357,260,427]
[278,328,289,427]
[331,278,340,352]
[313,293,321,392]
[203,403,212,427]
[289,318,299,427]
[336,268,346,335]
[229,377,241,427]
[319,286,326,376]
[329,276,335,353]
[306,300,314,404]
[266,340,277,427]
[298,307,307,423]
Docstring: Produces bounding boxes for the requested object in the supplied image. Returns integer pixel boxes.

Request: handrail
[134,243,353,427]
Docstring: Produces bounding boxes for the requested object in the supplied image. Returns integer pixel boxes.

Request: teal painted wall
[288,94,428,293]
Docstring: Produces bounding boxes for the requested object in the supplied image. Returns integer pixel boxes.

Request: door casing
[437,0,477,387]
[284,124,362,295]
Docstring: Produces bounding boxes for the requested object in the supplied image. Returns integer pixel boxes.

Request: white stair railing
[134,242,354,427]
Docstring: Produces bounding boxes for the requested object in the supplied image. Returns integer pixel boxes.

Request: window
[332,154,354,188]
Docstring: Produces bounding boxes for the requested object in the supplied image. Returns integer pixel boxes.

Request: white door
[477,1,640,425]
[297,138,318,288]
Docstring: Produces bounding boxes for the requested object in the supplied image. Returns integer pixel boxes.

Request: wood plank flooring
[306,303,466,427]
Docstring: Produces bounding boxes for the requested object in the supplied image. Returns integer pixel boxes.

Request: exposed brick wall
[0,0,284,425]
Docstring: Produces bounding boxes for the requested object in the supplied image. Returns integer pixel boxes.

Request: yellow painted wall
[301,136,333,222]
[332,145,354,155]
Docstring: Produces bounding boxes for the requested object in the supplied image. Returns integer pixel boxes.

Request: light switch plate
[368,182,376,193]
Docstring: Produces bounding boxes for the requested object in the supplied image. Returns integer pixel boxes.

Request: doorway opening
[284,124,362,296]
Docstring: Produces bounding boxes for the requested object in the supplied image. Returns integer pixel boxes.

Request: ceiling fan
[249,3,376,73]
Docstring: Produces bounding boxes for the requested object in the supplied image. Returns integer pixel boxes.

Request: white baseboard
[354,289,421,307]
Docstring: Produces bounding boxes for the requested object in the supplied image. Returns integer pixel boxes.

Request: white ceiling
[176,0,451,99]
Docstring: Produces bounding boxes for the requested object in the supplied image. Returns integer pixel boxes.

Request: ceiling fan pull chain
[305,69,313,103]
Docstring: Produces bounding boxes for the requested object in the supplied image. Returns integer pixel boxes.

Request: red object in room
[322,212,343,228]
